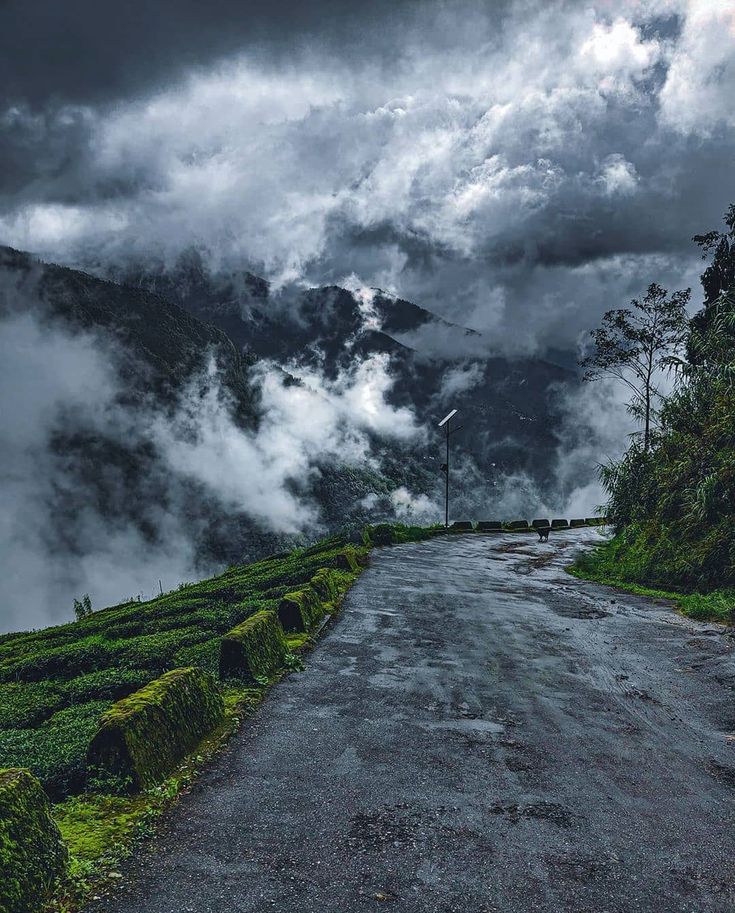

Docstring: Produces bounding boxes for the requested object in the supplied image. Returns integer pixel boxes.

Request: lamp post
[438,409,462,528]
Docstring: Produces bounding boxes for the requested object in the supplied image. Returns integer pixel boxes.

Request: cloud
[659,0,735,134]
[0,289,423,632]
[1,1,732,354]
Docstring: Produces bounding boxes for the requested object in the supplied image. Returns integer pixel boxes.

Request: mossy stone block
[366,524,395,546]
[310,568,341,603]
[551,519,569,529]
[507,520,530,530]
[87,668,224,790]
[450,521,474,531]
[332,548,360,573]
[477,521,502,531]
[0,768,68,913]
[532,519,551,529]
[570,519,586,528]
[219,611,286,682]
[278,586,324,633]
[585,517,601,526]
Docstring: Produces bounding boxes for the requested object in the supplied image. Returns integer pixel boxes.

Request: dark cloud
[1,0,427,107]
[1,0,735,354]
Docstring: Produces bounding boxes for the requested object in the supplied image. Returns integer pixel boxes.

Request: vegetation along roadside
[570,204,735,627]
[0,523,435,913]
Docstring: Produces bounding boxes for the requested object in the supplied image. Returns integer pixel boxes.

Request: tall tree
[688,204,735,367]
[580,283,690,451]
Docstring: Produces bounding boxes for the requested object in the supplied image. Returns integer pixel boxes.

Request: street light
[438,409,462,528]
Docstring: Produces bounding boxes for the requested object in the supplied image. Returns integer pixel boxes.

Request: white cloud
[659,0,735,134]
[598,154,639,196]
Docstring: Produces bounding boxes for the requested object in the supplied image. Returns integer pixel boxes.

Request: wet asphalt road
[86,530,735,913]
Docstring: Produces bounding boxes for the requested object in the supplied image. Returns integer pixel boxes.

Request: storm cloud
[1,0,734,352]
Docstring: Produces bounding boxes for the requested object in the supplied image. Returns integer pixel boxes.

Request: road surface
[86,529,735,913]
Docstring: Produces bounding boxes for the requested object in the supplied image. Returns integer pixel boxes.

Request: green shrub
[61,669,152,704]
[113,628,209,671]
[87,668,224,790]
[0,701,111,799]
[0,682,65,730]
[0,768,68,913]
[173,639,221,676]
[0,636,110,683]
[219,611,287,682]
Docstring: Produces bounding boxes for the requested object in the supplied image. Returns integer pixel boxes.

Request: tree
[689,204,735,366]
[580,283,690,451]
[73,593,93,620]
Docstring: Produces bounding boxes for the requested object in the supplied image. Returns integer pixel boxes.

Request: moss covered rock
[532,519,551,529]
[507,520,530,530]
[551,519,569,529]
[477,521,502,532]
[310,568,341,603]
[219,611,286,682]
[277,586,324,633]
[87,668,224,790]
[0,768,68,913]
[365,524,396,546]
[570,518,586,528]
[332,547,361,573]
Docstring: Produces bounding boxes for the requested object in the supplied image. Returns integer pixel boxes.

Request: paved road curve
[87,530,735,913]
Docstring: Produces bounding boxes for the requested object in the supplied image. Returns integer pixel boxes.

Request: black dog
[537,526,551,542]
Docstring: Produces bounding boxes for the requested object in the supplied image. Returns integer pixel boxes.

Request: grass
[568,535,735,624]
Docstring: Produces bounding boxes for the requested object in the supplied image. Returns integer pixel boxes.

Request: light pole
[438,409,462,528]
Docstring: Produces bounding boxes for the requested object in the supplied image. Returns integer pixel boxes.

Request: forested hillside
[575,205,735,616]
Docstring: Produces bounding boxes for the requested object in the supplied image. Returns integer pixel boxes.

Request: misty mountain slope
[0,246,458,631]
[0,246,258,422]
[120,249,576,486]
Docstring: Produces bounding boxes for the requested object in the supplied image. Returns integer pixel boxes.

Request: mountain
[119,249,576,489]
[1,245,579,598]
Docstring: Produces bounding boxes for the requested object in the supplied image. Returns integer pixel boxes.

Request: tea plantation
[0,532,375,801]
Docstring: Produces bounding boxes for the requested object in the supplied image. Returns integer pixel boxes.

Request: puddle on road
[425,718,506,735]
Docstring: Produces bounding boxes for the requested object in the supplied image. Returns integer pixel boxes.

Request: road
[86,529,735,913]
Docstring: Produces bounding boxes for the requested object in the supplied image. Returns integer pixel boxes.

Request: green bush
[113,628,209,671]
[173,638,221,677]
[0,701,111,799]
[219,611,287,682]
[61,669,152,704]
[0,682,65,730]
[87,668,225,790]
[0,768,68,913]
[0,636,110,683]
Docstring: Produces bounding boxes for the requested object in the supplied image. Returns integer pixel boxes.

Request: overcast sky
[1,0,734,353]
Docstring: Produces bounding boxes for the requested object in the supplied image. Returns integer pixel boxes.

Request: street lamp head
[438,408,457,428]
